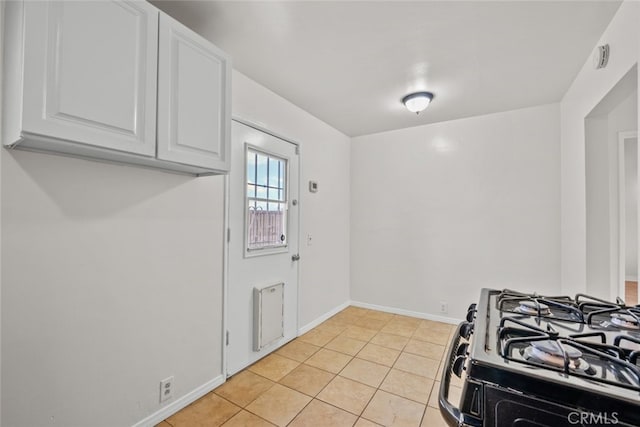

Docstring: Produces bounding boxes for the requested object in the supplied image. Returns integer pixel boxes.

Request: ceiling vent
[593,44,610,69]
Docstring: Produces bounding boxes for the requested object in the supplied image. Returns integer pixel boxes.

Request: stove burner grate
[497,290,585,322]
[498,316,640,391]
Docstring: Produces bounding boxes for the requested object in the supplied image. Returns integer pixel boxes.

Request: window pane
[278,162,286,188]
[269,159,281,188]
[256,186,267,199]
[247,184,256,198]
[256,154,268,186]
[247,203,287,249]
[267,187,279,201]
[247,152,256,184]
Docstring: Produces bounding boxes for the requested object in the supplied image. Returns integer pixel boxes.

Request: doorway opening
[619,131,638,304]
[585,64,638,303]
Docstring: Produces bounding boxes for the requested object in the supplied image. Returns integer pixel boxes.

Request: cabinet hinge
[227,228,231,243]
[226,331,230,346]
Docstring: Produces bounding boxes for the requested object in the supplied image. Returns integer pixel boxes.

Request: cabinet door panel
[22,0,158,156]
[157,13,231,171]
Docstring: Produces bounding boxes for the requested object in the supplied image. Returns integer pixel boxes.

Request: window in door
[246,148,288,252]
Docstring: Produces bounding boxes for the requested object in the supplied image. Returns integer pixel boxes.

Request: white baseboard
[132,375,225,427]
[625,276,638,282]
[350,300,462,325]
[298,300,350,335]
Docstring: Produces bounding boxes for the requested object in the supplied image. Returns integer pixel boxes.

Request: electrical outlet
[439,301,448,313]
[307,234,313,246]
[160,376,174,403]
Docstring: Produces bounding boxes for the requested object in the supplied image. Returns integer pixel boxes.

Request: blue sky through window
[246,150,286,212]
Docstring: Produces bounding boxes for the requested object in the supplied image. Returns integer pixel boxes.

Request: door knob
[291,254,300,261]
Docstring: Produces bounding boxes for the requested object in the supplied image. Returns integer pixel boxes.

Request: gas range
[439,288,640,427]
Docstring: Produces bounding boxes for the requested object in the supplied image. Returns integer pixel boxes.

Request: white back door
[226,120,300,376]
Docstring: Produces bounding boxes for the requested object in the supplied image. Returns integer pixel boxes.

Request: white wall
[560,0,640,296]
[585,115,611,295]
[2,154,226,427]
[232,71,351,330]
[350,104,561,321]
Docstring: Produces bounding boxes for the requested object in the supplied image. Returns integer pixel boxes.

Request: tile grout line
[283,396,315,426]
[219,407,276,427]
[240,406,278,427]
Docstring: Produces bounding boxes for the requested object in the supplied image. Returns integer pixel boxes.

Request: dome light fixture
[402,91,434,114]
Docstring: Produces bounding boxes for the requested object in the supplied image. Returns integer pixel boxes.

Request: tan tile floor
[159,306,462,427]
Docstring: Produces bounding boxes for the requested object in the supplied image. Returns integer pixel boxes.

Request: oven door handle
[439,321,482,427]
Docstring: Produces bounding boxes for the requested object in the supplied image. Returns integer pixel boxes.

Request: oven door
[485,385,634,427]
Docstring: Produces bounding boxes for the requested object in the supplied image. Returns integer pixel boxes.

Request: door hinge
[295,145,299,155]
[226,330,229,346]
[227,228,231,243]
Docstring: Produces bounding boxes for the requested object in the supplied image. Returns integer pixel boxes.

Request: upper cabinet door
[157,13,232,171]
[21,0,158,156]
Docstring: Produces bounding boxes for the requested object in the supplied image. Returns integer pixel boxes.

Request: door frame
[616,130,638,302]
[222,117,302,378]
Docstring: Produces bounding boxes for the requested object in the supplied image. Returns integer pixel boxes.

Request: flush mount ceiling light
[402,91,434,114]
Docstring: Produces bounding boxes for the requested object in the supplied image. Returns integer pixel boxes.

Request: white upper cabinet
[157,14,231,171]
[2,0,231,176]
[12,0,158,155]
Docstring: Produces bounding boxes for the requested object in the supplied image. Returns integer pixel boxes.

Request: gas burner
[515,300,551,316]
[522,340,595,374]
[586,306,640,330]
[497,290,585,322]
[610,313,640,330]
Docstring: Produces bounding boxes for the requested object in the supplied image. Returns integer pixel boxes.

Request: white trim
[131,375,225,427]
[295,144,302,338]
[222,174,230,378]
[232,116,301,148]
[625,276,638,282]
[298,300,350,335]
[350,300,462,325]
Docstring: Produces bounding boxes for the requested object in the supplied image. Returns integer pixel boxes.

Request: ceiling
[152,1,622,137]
